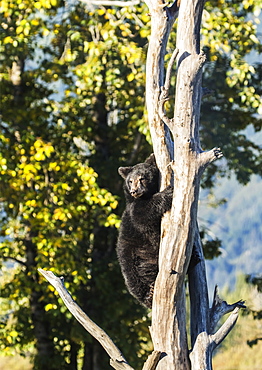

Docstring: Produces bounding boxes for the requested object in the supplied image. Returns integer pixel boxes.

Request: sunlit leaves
[225,62,262,113]
[0,135,119,231]
[203,2,261,58]
[200,0,262,184]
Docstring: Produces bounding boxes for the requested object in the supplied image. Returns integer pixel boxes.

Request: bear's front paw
[165,185,174,195]
[165,184,173,190]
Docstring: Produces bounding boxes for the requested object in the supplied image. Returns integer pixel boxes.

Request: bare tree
[40,1,245,369]
[142,1,245,368]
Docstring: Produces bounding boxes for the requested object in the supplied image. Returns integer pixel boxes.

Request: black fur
[117,154,200,308]
[116,154,173,308]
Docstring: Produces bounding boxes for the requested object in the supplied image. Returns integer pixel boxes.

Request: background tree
[0,1,152,369]
[0,0,261,369]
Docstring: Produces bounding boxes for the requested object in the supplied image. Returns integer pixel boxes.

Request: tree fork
[146,1,244,369]
[39,268,163,370]
[146,2,207,369]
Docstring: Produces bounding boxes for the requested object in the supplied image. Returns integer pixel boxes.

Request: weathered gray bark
[145,0,178,185]
[145,0,244,369]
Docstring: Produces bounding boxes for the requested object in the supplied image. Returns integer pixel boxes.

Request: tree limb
[158,48,179,128]
[164,48,179,93]
[188,225,209,347]
[38,269,134,370]
[145,0,178,185]
[2,255,27,267]
[142,350,162,370]
[210,306,241,350]
[198,147,223,173]
[209,285,246,334]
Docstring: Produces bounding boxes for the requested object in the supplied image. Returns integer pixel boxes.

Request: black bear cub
[117,154,200,308]
[116,154,173,308]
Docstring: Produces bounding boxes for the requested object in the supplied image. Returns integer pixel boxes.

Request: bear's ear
[145,153,156,166]
[118,166,132,179]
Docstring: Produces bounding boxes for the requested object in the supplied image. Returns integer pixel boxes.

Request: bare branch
[164,48,179,92]
[2,255,27,267]
[158,48,179,128]
[145,0,177,185]
[189,331,212,370]
[142,350,162,370]
[38,269,134,370]
[168,0,180,14]
[209,285,246,334]
[158,93,173,128]
[198,147,223,172]
[145,1,180,15]
[188,225,209,347]
[210,307,241,350]
[110,359,135,370]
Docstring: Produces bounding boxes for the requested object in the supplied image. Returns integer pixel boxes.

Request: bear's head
[118,154,159,199]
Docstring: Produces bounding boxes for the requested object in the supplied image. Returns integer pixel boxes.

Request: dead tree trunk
[40,1,245,369]
[145,1,244,369]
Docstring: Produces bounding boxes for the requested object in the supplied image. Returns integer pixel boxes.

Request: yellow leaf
[34,151,46,161]
[34,2,41,10]
[5,228,12,235]
[42,28,50,36]
[25,199,37,207]
[9,330,18,337]
[97,9,105,15]
[31,19,39,26]
[34,139,42,148]
[110,200,118,209]
[4,36,13,44]
[52,195,58,203]
[16,26,23,35]
[250,34,259,44]
[127,73,135,82]
[140,29,149,38]
[45,303,57,311]
[23,163,36,174]
[54,208,67,221]
[61,183,70,190]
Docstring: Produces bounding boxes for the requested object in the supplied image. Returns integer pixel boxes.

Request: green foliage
[200,0,262,186]
[0,1,152,369]
[200,229,222,260]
